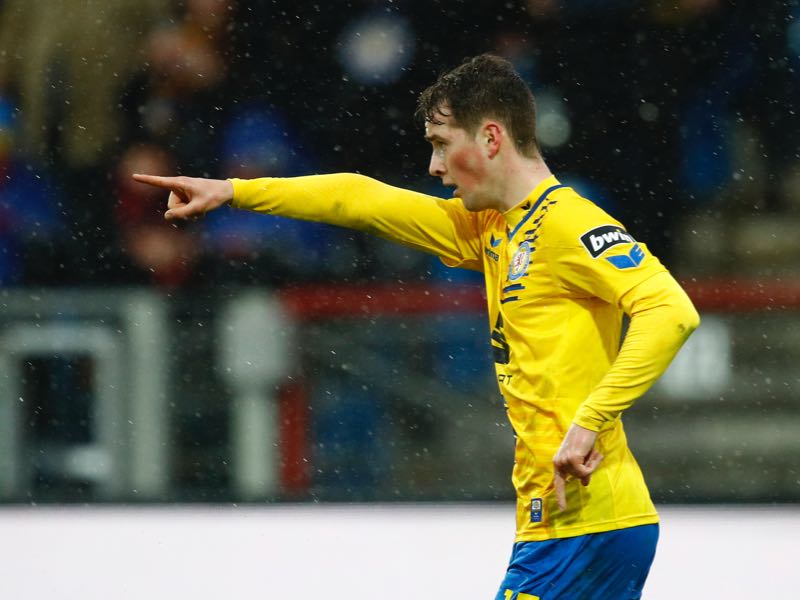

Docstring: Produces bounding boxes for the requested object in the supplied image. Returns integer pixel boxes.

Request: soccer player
[134,54,699,599]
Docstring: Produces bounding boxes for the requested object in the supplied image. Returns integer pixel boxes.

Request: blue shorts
[495,524,659,600]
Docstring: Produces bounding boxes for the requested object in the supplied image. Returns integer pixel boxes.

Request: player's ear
[483,122,502,159]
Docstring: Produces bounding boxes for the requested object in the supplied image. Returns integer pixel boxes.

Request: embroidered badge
[508,241,532,281]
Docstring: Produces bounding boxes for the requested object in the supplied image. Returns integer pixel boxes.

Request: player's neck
[495,154,552,213]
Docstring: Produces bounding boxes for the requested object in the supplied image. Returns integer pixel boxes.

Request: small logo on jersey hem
[580,225,635,258]
[508,241,532,280]
[531,498,543,523]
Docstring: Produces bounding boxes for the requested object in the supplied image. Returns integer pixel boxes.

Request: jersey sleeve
[543,197,666,305]
[573,271,700,430]
[230,173,484,271]
[543,198,700,431]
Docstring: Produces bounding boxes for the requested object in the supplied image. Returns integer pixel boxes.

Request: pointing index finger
[132,173,181,189]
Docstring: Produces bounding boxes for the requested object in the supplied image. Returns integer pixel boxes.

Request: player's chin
[458,192,481,211]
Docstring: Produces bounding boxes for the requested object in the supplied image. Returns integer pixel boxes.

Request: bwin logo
[580,225,636,258]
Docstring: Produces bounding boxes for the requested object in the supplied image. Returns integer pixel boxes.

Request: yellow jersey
[230,173,699,541]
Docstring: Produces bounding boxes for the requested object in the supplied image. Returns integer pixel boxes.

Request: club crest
[508,241,532,281]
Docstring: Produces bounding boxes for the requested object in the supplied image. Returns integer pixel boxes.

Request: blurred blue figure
[678,24,756,203]
[311,379,387,496]
[202,107,345,279]
[0,98,64,284]
[430,312,493,394]
[680,92,733,200]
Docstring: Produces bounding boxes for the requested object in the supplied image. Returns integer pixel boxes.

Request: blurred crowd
[0,0,797,289]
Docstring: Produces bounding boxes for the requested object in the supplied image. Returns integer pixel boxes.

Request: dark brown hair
[416,54,540,158]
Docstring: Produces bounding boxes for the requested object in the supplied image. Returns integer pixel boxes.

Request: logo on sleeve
[606,243,645,269]
[579,225,636,258]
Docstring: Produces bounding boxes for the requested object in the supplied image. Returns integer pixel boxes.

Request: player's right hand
[131,174,234,221]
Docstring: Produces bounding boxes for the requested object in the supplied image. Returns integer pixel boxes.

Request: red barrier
[278,279,800,320]
[278,283,487,320]
[680,278,800,311]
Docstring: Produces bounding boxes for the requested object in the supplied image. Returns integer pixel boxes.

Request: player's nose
[429,152,446,178]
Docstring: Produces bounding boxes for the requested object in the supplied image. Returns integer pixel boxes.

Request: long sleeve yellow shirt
[231,173,700,540]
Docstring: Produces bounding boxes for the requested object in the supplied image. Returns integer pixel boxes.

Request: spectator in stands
[0,98,65,285]
[114,143,201,288]
[0,0,169,284]
[122,0,234,178]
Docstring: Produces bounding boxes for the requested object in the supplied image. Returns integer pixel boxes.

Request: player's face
[425,110,493,211]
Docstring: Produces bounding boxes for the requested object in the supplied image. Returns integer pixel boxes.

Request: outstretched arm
[132,172,484,270]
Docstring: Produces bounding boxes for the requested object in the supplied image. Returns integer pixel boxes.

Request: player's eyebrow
[424,133,446,143]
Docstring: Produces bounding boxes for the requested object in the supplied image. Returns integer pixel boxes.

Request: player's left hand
[553,424,603,511]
